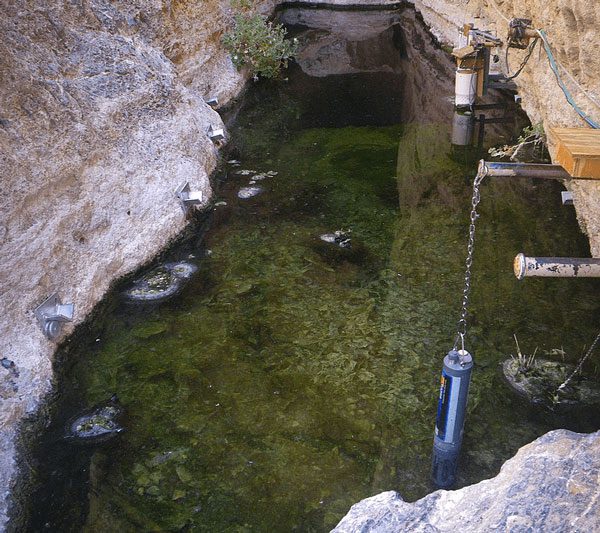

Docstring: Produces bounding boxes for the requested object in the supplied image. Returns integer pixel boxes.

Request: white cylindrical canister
[451,110,474,146]
[455,68,477,107]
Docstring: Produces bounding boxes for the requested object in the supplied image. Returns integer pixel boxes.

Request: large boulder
[334,429,600,532]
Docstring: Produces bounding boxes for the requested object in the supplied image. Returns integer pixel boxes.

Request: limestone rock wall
[0,0,274,528]
[333,429,600,532]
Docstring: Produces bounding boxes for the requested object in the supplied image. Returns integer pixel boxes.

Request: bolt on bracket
[207,125,225,142]
[176,182,203,216]
[205,97,219,108]
[34,293,74,340]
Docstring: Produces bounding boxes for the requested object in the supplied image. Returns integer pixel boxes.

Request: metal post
[479,160,572,180]
[477,114,485,150]
[514,253,600,279]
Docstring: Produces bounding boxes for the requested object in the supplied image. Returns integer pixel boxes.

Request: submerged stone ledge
[333,429,600,532]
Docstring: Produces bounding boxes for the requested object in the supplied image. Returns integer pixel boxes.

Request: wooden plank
[549,127,600,178]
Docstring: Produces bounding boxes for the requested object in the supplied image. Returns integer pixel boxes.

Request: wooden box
[549,127,600,179]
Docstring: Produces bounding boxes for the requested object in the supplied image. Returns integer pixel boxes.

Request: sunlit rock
[237,186,263,199]
[333,429,600,532]
[123,261,198,302]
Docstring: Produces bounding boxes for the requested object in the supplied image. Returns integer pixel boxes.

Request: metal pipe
[478,160,572,180]
[514,253,600,279]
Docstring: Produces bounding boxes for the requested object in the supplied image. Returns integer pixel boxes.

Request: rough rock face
[334,429,600,532]
[0,0,274,528]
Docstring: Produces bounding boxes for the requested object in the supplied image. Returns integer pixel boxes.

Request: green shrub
[222,13,298,79]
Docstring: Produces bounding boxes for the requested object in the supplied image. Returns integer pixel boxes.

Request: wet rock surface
[123,261,198,302]
[502,358,600,408]
[333,429,600,532]
[66,396,124,443]
[237,186,264,199]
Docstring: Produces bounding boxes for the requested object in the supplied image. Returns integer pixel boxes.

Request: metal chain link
[453,162,488,351]
[557,329,600,393]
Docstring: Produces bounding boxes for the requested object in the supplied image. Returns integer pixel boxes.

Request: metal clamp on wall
[34,293,74,340]
[176,182,203,217]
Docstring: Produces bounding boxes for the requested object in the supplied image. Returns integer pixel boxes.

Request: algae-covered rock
[132,321,169,339]
[65,396,124,443]
[502,358,600,408]
[123,261,198,302]
[237,186,263,199]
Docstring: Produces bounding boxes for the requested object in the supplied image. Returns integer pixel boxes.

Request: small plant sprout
[510,334,538,373]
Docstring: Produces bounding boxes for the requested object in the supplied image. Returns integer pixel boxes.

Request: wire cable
[505,37,538,80]
[537,29,600,129]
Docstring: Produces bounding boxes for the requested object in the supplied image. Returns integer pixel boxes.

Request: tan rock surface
[334,429,600,532]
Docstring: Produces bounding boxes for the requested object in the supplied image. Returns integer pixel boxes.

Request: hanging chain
[453,162,488,351]
[557,329,600,393]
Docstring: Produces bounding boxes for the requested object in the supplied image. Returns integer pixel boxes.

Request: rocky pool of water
[19,6,600,532]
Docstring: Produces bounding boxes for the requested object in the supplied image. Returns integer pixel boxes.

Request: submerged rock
[165,261,197,279]
[66,396,124,443]
[123,261,198,302]
[333,429,600,532]
[320,230,352,248]
[501,358,600,408]
[237,186,263,199]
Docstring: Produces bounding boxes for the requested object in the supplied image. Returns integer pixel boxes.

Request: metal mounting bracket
[205,97,219,108]
[561,191,574,205]
[208,125,225,142]
[34,293,74,340]
[176,182,203,216]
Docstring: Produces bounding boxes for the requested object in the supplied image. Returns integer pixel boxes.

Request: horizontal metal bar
[474,117,514,124]
[471,103,513,110]
[479,160,572,180]
[514,253,600,279]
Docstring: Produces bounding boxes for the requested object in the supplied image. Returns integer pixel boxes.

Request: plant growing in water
[510,334,538,374]
[222,7,298,79]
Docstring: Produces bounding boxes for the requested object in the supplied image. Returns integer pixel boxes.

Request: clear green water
[25,18,600,533]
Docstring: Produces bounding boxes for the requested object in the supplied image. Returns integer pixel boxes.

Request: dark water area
[20,6,600,533]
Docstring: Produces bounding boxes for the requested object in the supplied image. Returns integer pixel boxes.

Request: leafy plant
[222,12,298,79]
[488,122,548,162]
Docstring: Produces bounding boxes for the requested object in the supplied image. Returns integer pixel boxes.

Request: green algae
[27,65,600,533]
[33,118,597,532]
